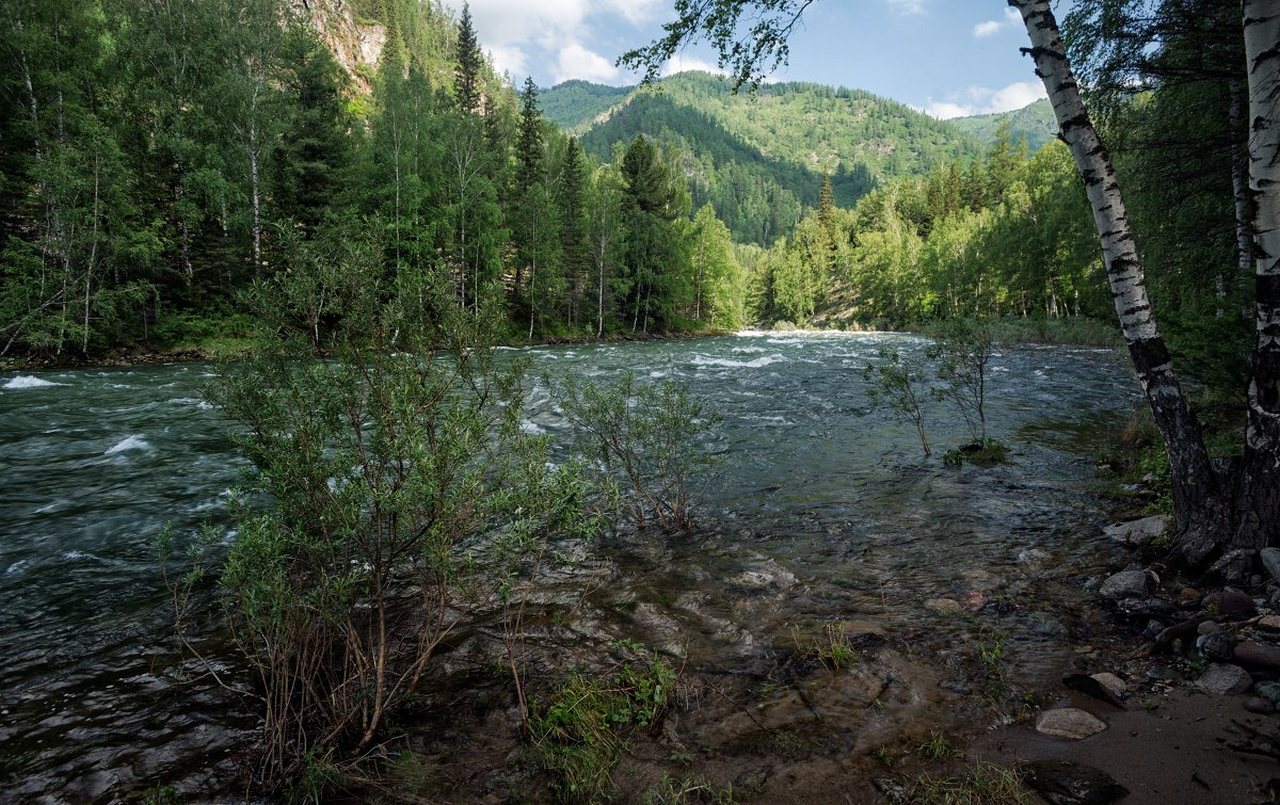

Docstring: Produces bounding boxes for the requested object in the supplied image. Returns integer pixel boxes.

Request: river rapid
[0,332,1140,801]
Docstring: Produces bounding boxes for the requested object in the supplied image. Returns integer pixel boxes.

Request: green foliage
[863,345,932,457]
[907,761,1031,805]
[202,235,594,790]
[942,439,1010,468]
[917,730,961,761]
[792,622,859,671]
[530,654,677,803]
[643,775,738,804]
[926,320,995,443]
[556,371,721,532]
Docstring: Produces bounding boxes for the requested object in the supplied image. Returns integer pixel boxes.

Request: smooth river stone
[1195,663,1253,695]
[1035,708,1107,740]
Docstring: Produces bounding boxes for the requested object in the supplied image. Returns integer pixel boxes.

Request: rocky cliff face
[291,0,385,91]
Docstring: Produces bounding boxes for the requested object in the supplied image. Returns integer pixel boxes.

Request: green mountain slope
[949,98,1058,151]
[545,72,989,245]
[540,79,632,133]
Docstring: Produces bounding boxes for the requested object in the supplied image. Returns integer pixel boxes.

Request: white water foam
[105,434,150,454]
[691,354,785,369]
[5,559,33,576]
[4,375,64,390]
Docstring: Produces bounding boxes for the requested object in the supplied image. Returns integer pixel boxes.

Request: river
[0,332,1139,800]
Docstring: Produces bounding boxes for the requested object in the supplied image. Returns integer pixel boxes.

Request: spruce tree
[454,2,482,114]
[515,76,543,192]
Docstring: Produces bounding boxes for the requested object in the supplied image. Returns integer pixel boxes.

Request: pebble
[1104,515,1168,547]
[1257,615,1280,631]
[1198,632,1237,662]
[1099,570,1148,600]
[924,598,963,614]
[1035,708,1107,740]
[1254,680,1280,704]
[1195,663,1253,695]
[1261,547,1280,585]
[1090,672,1127,698]
[1197,620,1221,636]
[1245,697,1275,714]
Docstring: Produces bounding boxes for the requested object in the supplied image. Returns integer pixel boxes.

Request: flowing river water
[0,332,1141,801]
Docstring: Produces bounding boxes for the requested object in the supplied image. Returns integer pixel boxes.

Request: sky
[439,0,1068,119]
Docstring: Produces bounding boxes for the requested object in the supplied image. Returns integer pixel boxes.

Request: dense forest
[0,0,1250,388]
[0,0,747,360]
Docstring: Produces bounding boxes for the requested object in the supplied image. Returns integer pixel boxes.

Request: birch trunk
[1011,0,1222,562]
[1236,0,1280,553]
[1232,79,1253,299]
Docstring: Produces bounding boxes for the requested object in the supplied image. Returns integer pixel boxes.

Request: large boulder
[1234,641,1280,671]
[1035,708,1107,740]
[1099,570,1148,600]
[1104,515,1168,548]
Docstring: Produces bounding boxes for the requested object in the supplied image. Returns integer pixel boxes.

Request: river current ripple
[0,332,1138,800]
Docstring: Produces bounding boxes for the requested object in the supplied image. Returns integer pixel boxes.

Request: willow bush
[204,229,595,792]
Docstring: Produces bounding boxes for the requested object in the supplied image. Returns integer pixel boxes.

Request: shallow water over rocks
[0,332,1141,799]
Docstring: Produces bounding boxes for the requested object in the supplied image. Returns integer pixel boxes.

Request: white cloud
[972,8,1022,38]
[924,79,1046,119]
[554,43,622,84]
[484,44,527,79]
[986,80,1044,112]
[661,55,726,78]
[442,0,664,81]
[886,0,927,15]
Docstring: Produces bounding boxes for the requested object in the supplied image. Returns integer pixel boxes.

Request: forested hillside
[947,98,1058,152]
[0,0,747,360]
[545,72,1022,245]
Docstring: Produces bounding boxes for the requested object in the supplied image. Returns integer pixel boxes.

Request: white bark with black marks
[1011,0,1221,560]
[1238,0,1280,550]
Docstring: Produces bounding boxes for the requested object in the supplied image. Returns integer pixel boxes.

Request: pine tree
[454,2,482,114]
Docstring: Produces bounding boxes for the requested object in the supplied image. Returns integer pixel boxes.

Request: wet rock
[1022,759,1129,805]
[1104,515,1168,548]
[1257,615,1280,632]
[872,778,908,803]
[1142,619,1167,641]
[1197,620,1221,636]
[1204,590,1256,618]
[733,765,771,792]
[1254,681,1280,704]
[1236,641,1280,672]
[1090,673,1127,698]
[925,598,963,615]
[1245,697,1275,714]
[1197,632,1237,662]
[1195,663,1253,695]
[1117,597,1176,618]
[1030,614,1069,639]
[938,678,973,695]
[1099,570,1148,600]
[1262,548,1280,585]
[1019,548,1051,568]
[1035,708,1107,740]
[1145,665,1182,682]
[731,560,796,591]
[1064,674,1125,708]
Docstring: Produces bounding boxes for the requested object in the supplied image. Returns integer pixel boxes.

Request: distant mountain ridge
[544,72,1046,246]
